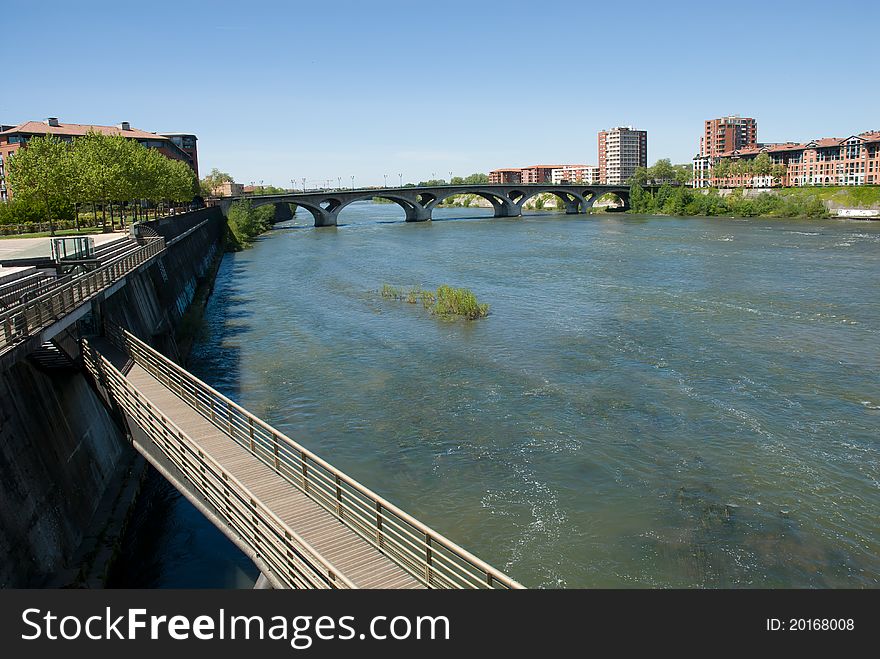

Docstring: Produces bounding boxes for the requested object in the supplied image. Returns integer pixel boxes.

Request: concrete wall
[0,207,226,587]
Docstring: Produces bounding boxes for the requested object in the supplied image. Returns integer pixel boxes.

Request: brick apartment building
[550,165,600,185]
[701,115,758,159]
[488,168,524,184]
[0,118,198,201]
[489,164,600,185]
[693,130,880,188]
[598,127,647,185]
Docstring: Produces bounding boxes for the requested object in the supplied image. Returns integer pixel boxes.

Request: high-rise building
[701,115,757,159]
[598,126,647,185]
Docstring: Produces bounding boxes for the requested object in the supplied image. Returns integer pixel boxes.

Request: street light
[301,177,306,193]
[337,176,342,189]
[351,175,355,190]
[398,173,402,186]
[383,174,387,188]
[449,170,453,184]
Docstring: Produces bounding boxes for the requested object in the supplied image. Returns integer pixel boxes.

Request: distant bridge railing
[103,325,523,589]
[0,237,165,356]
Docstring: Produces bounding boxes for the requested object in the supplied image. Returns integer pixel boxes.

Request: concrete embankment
[0,207,226,587]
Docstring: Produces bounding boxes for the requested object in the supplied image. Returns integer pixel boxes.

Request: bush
[227,200,274,247]
[381,284,488,319]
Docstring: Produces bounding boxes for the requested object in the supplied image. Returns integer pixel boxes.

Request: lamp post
[449,170,453,184]
[398,173,402,186]
[383,174,388,188]
[351,175,355,190]
[290,179,294,192]
[301,177,306,193]
[337,176,342,189]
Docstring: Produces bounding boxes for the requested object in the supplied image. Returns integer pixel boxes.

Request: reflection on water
[121,203,880,588]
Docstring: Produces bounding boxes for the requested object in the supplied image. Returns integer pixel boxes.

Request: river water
[114,203,880,588]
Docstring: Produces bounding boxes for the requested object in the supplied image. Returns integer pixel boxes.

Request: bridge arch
[583,189,630,211]
[335,194,426,222]
[425,189,520,218]
[516,188,589,215]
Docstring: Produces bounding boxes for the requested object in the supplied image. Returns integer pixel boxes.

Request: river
[110,202,880,588]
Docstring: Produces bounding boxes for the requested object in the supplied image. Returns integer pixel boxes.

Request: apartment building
[700,131,880,188]
[701,115,757,158]
[551,165,600,185]
[598,127,647,185]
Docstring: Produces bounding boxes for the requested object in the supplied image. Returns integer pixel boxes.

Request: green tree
[650,159,676,184]
[628,166,649,186]
[200,168,234,197]
[6,133,72,235]
[753,153,772,177]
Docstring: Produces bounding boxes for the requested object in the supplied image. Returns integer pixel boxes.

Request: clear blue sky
[4,0,877,187]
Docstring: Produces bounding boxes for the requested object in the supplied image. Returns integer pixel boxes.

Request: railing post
[300,450,307,491]
[335,475,342,519]
[226,401,233,437]
[248,416,255,452]
[425,533,432,584]
[376,502,383,548]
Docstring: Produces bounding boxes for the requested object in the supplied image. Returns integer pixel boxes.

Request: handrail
[0,237,165,355]
[81,338,357,590]
[107,325,523,589]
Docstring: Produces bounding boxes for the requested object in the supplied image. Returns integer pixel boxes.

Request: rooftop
[0,119,171,142]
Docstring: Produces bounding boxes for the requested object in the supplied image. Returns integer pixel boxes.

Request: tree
[6,134,71,235]
[713,158,731,182]
[200,168,235,197]
[650,158,676,184]
[628,166,649,186]
[673,164,692,187]
[753,153,772,177]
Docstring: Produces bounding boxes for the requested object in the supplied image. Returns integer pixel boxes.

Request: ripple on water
[172,209,880,588]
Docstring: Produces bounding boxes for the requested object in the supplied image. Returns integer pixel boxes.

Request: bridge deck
[121,358,422,589]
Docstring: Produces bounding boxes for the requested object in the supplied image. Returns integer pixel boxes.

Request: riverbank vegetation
[5,132,197,235]
[226,200,277,249]
[774,185,880,208]
[381,284,489,319]
[629,184,828,218]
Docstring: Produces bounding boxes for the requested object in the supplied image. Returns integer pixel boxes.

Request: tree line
[629,183,826,218]
[3,131,197,234]
[710,153,786,182]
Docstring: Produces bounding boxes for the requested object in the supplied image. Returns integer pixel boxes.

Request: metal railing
[0,237,165,355]
[104,325,523,589]
[82,337,354,589]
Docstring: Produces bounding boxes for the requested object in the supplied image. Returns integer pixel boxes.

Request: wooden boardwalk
[121,358,422,589]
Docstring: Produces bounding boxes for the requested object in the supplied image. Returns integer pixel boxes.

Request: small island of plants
[381,284,489,320]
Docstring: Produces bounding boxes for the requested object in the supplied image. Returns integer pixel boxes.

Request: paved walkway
[0,231,126,260]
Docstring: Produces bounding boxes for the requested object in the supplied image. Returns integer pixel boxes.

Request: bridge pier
[404,206,432,222]
[563,198,581,214]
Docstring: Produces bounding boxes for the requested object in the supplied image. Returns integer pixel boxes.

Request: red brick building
[0,118,198,201]
[702,131,880,188]
[488,168,523,184]
[488,165,568,185]
[701,115,758,158]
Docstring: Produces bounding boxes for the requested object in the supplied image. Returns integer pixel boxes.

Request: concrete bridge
[218,183,632,227]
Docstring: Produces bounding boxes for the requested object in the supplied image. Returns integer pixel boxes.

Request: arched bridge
[218,184,631,227]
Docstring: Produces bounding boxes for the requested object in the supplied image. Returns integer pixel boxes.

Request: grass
[0,226,107,240]
[775,185,880,207]
[381,284,489,319]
